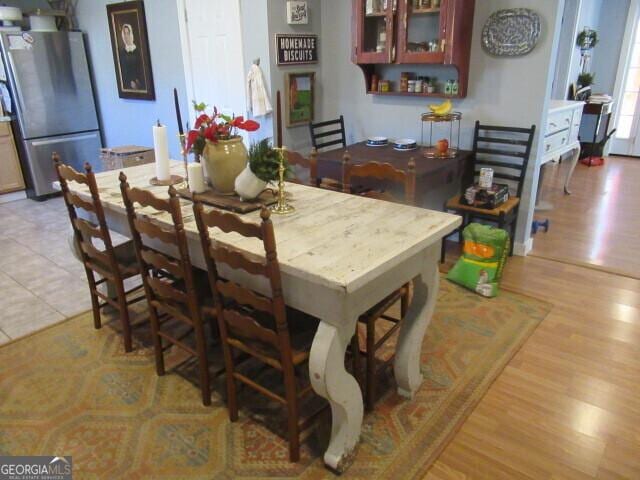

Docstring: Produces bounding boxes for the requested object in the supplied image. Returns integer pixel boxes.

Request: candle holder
[270,147,295,215]
[178,133,189,190]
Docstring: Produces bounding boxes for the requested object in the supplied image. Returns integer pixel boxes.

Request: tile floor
[0,197,96,343]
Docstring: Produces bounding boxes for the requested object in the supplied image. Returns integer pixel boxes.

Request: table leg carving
[309,317,363,473]
[564,145,581,195]
[394,244,439,398]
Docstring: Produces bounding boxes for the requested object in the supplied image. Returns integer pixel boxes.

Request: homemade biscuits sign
[275,34,318,65]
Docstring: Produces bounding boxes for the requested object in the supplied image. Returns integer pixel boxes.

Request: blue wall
[75,0,188,159]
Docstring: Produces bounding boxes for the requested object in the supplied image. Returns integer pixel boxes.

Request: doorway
[177,0,247,138]
[610,0,640,156]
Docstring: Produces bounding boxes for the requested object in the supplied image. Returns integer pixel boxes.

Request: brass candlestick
[270,147,295,215]
[178,133,189,190]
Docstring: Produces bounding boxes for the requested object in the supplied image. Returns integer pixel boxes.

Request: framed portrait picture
[106,1,155,100]
[285,72,315,127]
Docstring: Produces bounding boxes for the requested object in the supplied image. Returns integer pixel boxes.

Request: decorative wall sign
[106,1,155,100]
[481,8,541,57]
[285,72,315,126]
[275,34,318,65]
[287,1,308,25]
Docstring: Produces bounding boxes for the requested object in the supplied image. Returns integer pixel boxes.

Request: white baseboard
[513,238,533,256]
[0,190,26,204]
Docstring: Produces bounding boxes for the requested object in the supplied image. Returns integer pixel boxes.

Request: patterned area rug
[0,279,550,479]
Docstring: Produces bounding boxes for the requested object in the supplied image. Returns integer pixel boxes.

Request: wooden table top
[316,142,472,177]
[72,161,460,293]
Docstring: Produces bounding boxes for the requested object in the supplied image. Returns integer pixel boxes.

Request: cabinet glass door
[398,0,447,63]
[356,0,395,64]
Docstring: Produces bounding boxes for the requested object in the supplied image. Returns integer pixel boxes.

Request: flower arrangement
[185,101,260,156]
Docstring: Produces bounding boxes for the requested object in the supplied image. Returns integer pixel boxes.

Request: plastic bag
[446,223,509,298]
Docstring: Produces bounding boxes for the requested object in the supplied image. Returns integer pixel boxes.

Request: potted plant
[576,28,598,50]
[235,139,287,200]
[578,72,595,88]
[185,102,259,194]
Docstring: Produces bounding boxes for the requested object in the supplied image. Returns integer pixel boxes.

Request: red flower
[238,119,260,132]
[194,114,210,129]
[185,130,200,152]
[203,125,218,143]
[231,116,245,127]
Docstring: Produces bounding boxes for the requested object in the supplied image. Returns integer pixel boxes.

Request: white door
[611,0,640,156]
[178,0,247,139]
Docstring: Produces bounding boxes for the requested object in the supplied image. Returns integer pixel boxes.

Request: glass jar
[444,80,453,96]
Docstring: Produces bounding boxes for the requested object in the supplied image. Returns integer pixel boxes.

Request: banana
[428,99,452,115]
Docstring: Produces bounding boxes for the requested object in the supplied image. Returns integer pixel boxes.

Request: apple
[436,138,449,155]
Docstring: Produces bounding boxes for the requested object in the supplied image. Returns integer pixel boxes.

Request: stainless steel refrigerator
[0,31,102,199]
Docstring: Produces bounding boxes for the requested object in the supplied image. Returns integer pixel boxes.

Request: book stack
[588,93,613,104]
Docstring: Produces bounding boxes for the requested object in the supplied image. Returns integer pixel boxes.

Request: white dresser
[542,100,584,194]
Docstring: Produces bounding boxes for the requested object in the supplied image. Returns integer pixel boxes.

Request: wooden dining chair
[342,151,416,204]
[193,202,321,462]
[119,173,215,406]
[54,153,144,352]
[342,153,415,411]
[286,149,318,186]
[441,121,536,262]
[309,115,347,151]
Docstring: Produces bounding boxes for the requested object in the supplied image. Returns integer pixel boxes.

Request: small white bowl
[393,138,417,151]
[366,136,388,147]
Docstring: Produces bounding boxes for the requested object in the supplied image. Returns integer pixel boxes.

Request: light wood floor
[531,156,640,279]
[427,157,640,479]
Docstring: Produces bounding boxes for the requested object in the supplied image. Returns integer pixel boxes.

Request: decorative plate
[481,8,541,57]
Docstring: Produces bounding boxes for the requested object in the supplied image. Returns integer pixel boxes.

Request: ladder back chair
[309,115,347,151]
[54,153,144,352]
[286,148,342,191]
[286,149,318,187]
[119,173,215,406]
[341,153,415,411]
[193,203,321,462]
[342,152,416,204]
[441,121,536,261]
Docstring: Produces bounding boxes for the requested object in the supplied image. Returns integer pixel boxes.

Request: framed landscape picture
[285,72,315,126]
[106,1,155,100]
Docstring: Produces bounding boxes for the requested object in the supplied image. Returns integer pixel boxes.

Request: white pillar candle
[153,122,170,181]
[187,162,206,193]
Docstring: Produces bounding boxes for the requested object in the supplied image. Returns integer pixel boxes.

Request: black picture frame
[106,1,155,100]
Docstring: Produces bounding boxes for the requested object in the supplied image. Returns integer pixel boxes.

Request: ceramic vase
[202,136,248,194]
[234,165,268,201]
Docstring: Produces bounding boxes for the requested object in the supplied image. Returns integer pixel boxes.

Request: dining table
[64,160,461,473]
[315,141,474,208]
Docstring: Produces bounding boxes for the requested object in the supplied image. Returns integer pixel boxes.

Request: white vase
[234,165,267,201]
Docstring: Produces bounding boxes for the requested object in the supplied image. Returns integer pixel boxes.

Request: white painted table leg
[394,244,439,398]
[309,316,363,473]
[564,146,581,195]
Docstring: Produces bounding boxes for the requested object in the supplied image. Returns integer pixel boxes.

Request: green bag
[446,223,509,297]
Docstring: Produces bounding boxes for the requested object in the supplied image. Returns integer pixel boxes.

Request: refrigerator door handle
[31,133,99,147]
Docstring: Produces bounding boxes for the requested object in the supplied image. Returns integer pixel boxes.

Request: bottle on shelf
[444,80,453,96]
[452,80,459,96]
